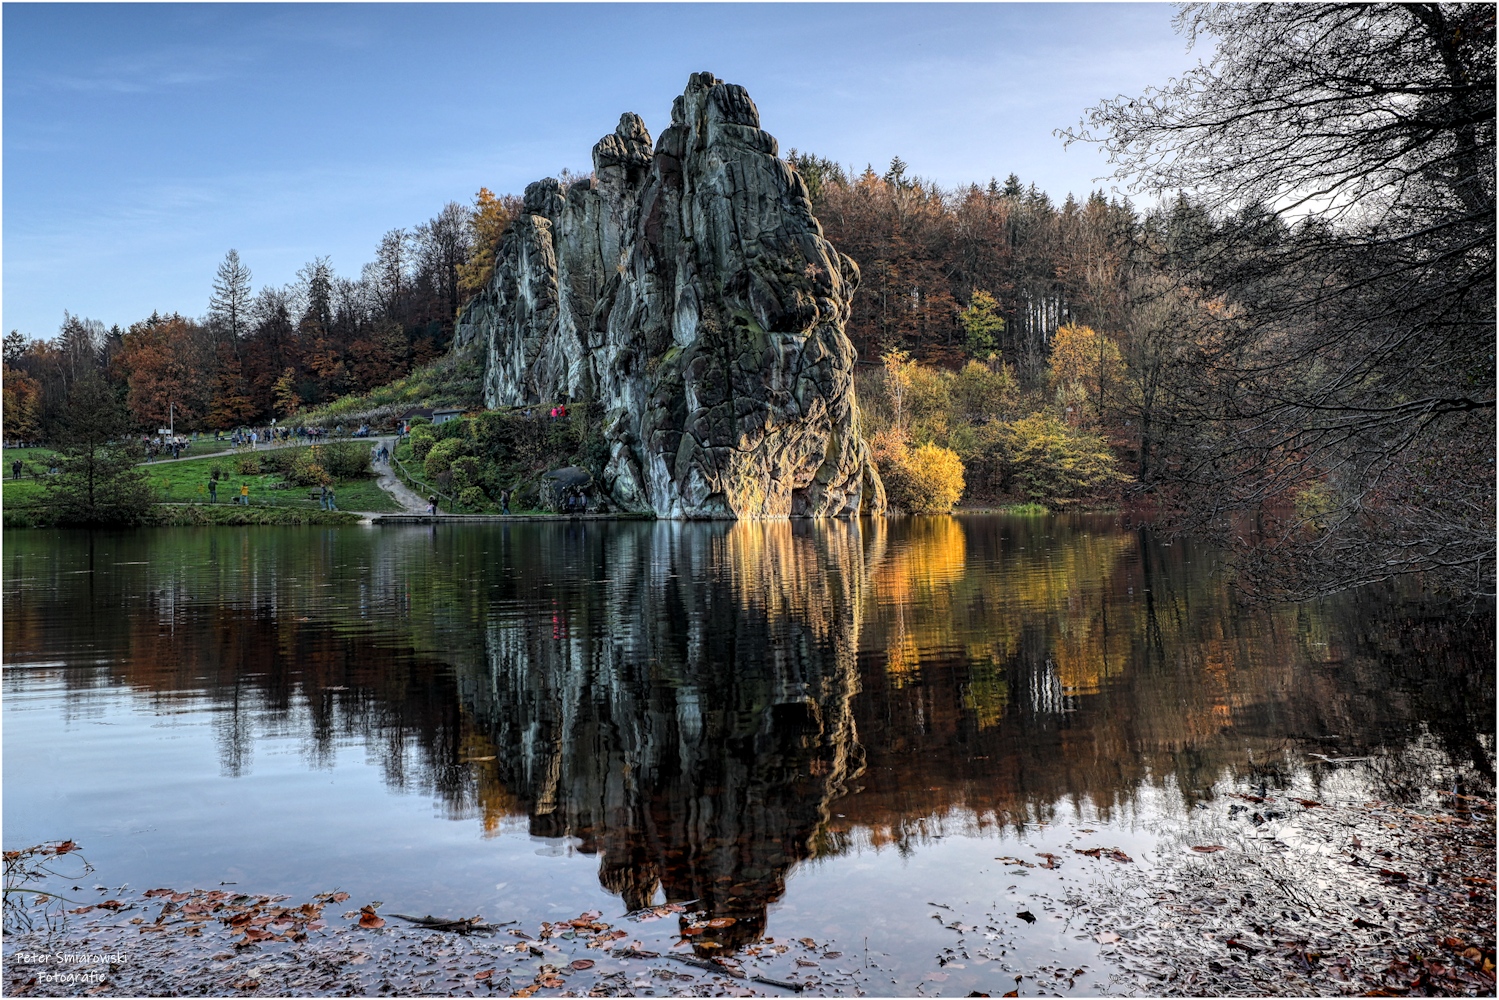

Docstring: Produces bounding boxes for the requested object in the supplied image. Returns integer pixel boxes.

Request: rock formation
[453,72,886,518]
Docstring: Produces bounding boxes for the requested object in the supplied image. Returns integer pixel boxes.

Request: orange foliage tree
[114,314,217,430]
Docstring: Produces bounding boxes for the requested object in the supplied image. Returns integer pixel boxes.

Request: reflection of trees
[3,521,1490,945]
[845,516,1495,848]
[457,521,868,947]
[1,528,476,795]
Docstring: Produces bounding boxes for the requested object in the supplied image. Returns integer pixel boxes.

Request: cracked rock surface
[453,72,885,518]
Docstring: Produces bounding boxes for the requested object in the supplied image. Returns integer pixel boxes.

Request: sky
[3,3,1206,340]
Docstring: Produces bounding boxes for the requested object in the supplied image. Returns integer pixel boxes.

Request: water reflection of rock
[456,521,870,944]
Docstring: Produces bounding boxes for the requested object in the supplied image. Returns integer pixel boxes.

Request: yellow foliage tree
[457,187,516,299]
[880,347,913,433]
[958,289,1005,355]
[1047,323,1124,427]
[884,442,965,514]
[952,357,1016,422]
[272,367,300,418]
[998,413,1130,503]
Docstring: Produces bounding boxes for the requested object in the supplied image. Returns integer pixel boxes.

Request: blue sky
[3,3,1202,339]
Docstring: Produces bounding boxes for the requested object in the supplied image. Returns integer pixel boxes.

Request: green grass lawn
[3,446,59,475]
[3,451,402,517]
[144,455,401,513]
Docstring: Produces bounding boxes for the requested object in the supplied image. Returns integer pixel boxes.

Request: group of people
[141,435,191,461]
[225,423,363,450]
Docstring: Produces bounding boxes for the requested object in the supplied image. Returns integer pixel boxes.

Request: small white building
[432,407,464,426]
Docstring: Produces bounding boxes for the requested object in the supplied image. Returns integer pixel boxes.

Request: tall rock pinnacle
[454,72,886,518]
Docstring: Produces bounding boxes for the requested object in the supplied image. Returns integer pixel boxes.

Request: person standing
[427,495,437,516]
[326,484,337,511]
[208,479,218,503]
[240,483,250,505]
[11,459,21,480]
[500,488,511,515]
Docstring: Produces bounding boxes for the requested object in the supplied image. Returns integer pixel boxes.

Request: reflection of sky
[2,4,1202,338]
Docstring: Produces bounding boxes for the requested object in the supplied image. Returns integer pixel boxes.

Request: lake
[4,516,1493,995]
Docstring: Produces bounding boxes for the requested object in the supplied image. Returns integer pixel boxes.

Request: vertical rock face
[453,72,886,518]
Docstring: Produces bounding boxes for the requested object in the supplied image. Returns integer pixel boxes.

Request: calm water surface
[4,516,1492,993]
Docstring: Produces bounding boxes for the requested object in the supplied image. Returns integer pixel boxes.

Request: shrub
[287,447,333,487]
[409,424,438,460]
[235,455,262,475]
[209,464,225,481]
[883,442,966,514]
[458,486,488,510]
[996,413,1129,502]
[450,455,481,490]
[953,358,1017,422]
[318,441,372,479]
[424,437,464,481]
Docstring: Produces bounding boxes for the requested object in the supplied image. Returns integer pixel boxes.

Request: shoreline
[4,788,1490,998]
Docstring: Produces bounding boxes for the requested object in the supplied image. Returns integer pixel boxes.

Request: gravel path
[370,436,427,513]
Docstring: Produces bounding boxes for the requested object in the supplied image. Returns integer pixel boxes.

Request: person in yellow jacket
[240,483,250,506]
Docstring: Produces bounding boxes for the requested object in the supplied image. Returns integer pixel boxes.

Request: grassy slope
[3,451,402,525]
[299,351,484,424]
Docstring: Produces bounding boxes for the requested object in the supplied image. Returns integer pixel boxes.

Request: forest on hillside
[4,4,1491,598]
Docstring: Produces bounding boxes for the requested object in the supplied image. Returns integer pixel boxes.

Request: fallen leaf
[1016,910,1037,924]
[475,969,493,980]
[359,912,386,929]
[1191,845,1227,853]
[1003,991,1019,998]
[569,960,594,971]
[539,976,565,988]
[53,841,78,855]
[706,917,737,928]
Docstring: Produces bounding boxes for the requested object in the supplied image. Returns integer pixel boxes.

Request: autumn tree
[273,367,301,418]
[1047,323,1124,429]
[457,187,519,299]
[959,290,1005,355]
[2,362,43,443]
[207,344,257,429]
[114,313,217,430]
